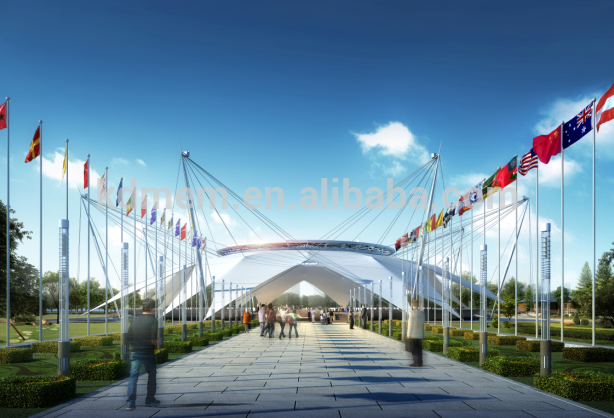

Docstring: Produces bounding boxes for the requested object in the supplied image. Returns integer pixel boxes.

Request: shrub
[450,329,466,336]
[430,326,443,334]
[231,327,240,335]
[535,372,614,401]
[573,313,580,325]
[482,356,539,377]
[187,336,209,347]
[31,341,81,353]
[106,333,121,341]
[517,324,614,341]
[223,329,232,338]
[73,336,113,347]
[164,325,182,334]
[392,333,402,341]
[164,341,192,354]
[424,324,433,331]
[447,347,479,362]
[209,333,223,342]
[70,359,124,380]
[13,314,36,325]
[464,331,478,340]
[516,340,564,352]
[154,348,168,364]
[423,339,462,352]
[491,314,498,329]
[580,319,589,326]
[0,348,33,364]
[503,320,511,328]
[487,335,527,345]
[187,323,198,330]
[0,376,76,408]
[562,347,614,362]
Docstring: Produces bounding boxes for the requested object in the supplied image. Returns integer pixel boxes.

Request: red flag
[596,82,614,132]
[141,195,147,219]
[181,224,186,241]
[533,126,561,164]
[429,214,436,231]
[84,158,89,188]
[401,233,408,247]
[494,156,518,189]
[25,127,41,163]
[395,238,401,251]
[0,102,6,130]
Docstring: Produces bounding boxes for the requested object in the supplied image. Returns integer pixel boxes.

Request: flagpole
[460,214,463,330]
[5,97,9,347]
[133,198,136,316]
[559,121,565,342]
[536,166,539,338]
[145,198,147,298]
[87,154,90,336]
[592,98,596,346]
[65,139,68,221]
[498,189,501,334]
[471,203,474,331]
[441,213,444,326]
[39,120,43,342]
[105,168,108,334]
[515,159,518,336]
[172,219,174,326]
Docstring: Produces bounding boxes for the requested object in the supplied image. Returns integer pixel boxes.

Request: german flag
[25,126,41,163]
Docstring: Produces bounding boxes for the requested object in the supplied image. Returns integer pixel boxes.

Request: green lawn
[0,322,122,345]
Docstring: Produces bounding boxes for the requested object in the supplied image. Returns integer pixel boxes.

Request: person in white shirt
[311,309,316,322]
[407,300,425,367]
[279,307,288,339]
[258,304,266,337]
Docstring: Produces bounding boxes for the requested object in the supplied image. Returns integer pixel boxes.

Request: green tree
[0,199,33,318]
[525,284,534,312]
[9,255,40,316]
[571,262,593,316]
[42,272,78,322]
[595,254,614,326]
[552,286,572,308]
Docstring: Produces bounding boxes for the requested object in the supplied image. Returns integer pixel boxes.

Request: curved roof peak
[217,240,395,257]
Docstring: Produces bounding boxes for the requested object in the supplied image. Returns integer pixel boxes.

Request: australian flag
[563,103,593,149]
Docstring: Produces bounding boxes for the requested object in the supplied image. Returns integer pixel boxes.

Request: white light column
[120,242,129,360]
[540,223,552,376]
[479,245,488,365]
[58,220,70,376]
[158,256,165,348]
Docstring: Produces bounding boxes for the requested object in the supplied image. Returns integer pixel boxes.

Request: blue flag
[115,178,123,207]
[175,219,181,237]
[150,202,157,225]
[564,103,593,149]
[192,234,198,247]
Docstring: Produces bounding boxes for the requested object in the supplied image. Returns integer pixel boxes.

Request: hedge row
[424,324,433,331]
[516,340,564,352]
[70,359,125,380]
[535,372,614,401]
[517,325,614,341]
[430,326,443,334]
[209,333,223,342]
[0,348,33,364]
[154,348,168,364]
[164,341,192,353]
[562,347,614,362]
[482,356,539,376]
[31,341,81,353]
[187,336,209,347]
[0,376,76,408]
[446,347,499,362]
[223,329,232,338]
[423,339,462,352]
[487,335,527,346]
[464,332,496,340]
[106,333,121,341]
[392,333,402,341]
[450,329,466,337]
[73,336,113,346]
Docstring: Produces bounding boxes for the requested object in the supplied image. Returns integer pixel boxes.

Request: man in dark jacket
[126,299,159,410]
[361,304,367,329]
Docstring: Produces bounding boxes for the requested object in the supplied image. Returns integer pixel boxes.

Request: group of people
[306,307,336,325]
[256,303,299,339]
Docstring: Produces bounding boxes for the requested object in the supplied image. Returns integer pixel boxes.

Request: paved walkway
[34,322,612,418]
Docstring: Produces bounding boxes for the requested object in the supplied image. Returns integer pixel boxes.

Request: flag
[519,149,538,176]
[25,126,41,163]
[596,82,614,132]
[150,201,157,225]
[533,125,561,164]
[175,219,180,237]
[416,225,422,239]
[466,179,484,211]
[564,102,593,149]
[395,238,401,252]
[196,235,201,249]
[427,214,436,231]
[160,208,165,227]
[141,195,147,219]
[181,224,186,241]
[401,233,409,247]
[443,204,454,228]
[482,169,500,199]
[0,102,6,130]
[84,158,89,189]
[61,143,68,180]
[116,178,123,207]
[202,237,207,251]
[126,191,134,216]
[436,209,444,229]
[493,156,517,189]
[457,195,470,216]
[409,228,417,242]
[101,171,107,200]
[169,216,173,231]
[192,234,198,247]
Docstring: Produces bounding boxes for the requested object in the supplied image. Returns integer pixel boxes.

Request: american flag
[519,149,538,176]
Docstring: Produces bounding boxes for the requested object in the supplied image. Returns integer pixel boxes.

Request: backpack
[286,314,295,324]
[266,310,275,323]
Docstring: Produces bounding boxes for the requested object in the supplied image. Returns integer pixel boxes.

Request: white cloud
[211,211,236,228]
[136,159,146,167]
[353,122,429,175]
[111,157,129,166]
[42,151,101,190]
[519,155,581,187]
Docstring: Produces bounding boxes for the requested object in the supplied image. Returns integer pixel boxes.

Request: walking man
[243,308,252,333]
[361,304,367,329]
[258,304,266,337]
[407,299,424,367]
[126,299,159,410]
[287,309,299,338]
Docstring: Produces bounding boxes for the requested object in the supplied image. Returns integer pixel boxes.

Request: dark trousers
[279,322,286,337]
[362,317,367,329]
[288,323,298,337]
[349,318,354,329]
[126,352,156,405]
[408,338,423,366]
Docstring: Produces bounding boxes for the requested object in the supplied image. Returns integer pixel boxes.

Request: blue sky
[3,0,614,295]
